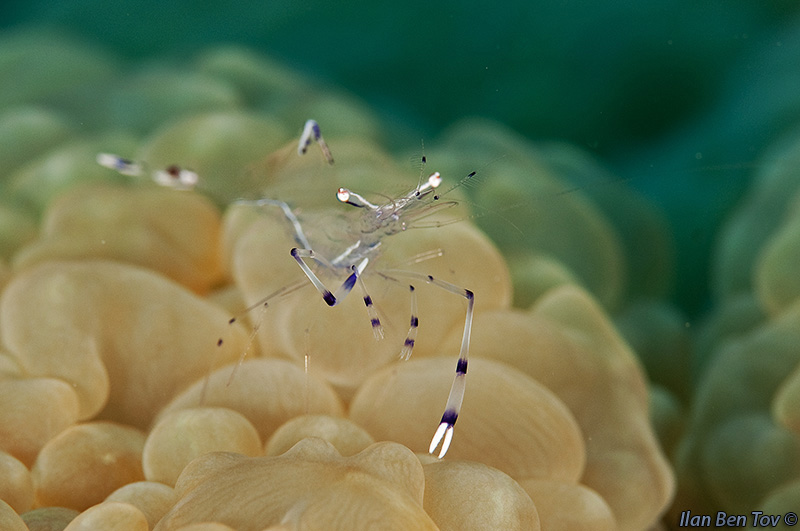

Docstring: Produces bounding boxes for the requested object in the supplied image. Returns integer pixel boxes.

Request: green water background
[1,0,799,316]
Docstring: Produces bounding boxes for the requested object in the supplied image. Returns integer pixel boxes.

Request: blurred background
[3,0,798,316]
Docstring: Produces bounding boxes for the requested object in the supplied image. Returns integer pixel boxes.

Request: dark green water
[2,0,800,315]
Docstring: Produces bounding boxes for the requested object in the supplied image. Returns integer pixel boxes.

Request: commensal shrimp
[101,120,483,458]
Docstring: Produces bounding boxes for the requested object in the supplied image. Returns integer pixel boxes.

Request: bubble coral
[670,129,800,518]
[0,36,675,530]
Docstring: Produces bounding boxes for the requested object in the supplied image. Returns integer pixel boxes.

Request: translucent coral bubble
[534,141,674,301]
[265,415,374,457]
[615,299,692,400]
[251,136,425,212]
[106,481,177,530]
[232,207,510,398]
[62,501,149,531]
[13,185,224,293]
[0,107,73,176]
[759,478,800,518]
[0,203,37,259]
[279,91,383,146]
[0,30,117,111]
[144,407,263,486]
[755,207,800,315]
[678,299,800,512]
[531,285,673,530]
[286,474,436,531]
[0,376,80,466]
[195,45,314,108]
[713,131,800,300]
[0,499,27,531]
[155,440,435,531]
[0,261,251,428]
[774,362,800,436]
[350,357,585,481]
[423,460,540,530]
[692,293,764,378]
[429,119,626,309]
[136,112,289,204]
[20,506,80,530]
[32,421,146,511]
[0,260,9,292]
[175,524,237,531]
[438,287,673,529]
[700,414,800,511]
[107,69,241,133]
[505,251,580,308]
[157,359,344,444]
[7,135,138,212]
[649,384,685,458]
[518,479,616,531]
[0,450,33,513]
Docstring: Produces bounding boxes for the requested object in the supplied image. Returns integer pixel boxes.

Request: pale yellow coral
[229,197,511,398]
[13,185,225,293]
[0,43,680,528]
[62,501,149,531]
[518,479,616,531]
[0,374,80,466]
[755,193,800,315]
[105,481,178,530]
[428,118,629,309]
[350,357,586,482]
[0,260,251,427]
[530,286,674,529]
[0,499,27,531]
[156,359,345,444]
[19,506,80,530]
[0,450,33,514]
[32,422,146,510]
[143,407,262,486]
[155,439,437,531]
[422,460,540,530]
[135,112,290,204]
[432,285,674,529]
[264,415,375,457]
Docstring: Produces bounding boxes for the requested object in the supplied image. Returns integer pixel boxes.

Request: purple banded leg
[290,248,366,307]
[291,248,384,339]
[428,283,473,458]
[356,273,384,340]
[297,119,334,165]
[400,285,418,360]
[380,270,474,458]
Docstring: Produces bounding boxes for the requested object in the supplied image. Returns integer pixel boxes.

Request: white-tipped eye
[336,189,378,210]
[428,172,442,188]
[153,166,198,191]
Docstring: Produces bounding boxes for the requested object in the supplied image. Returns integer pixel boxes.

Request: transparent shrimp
[98,120,475,458]
[228,120,475,458]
